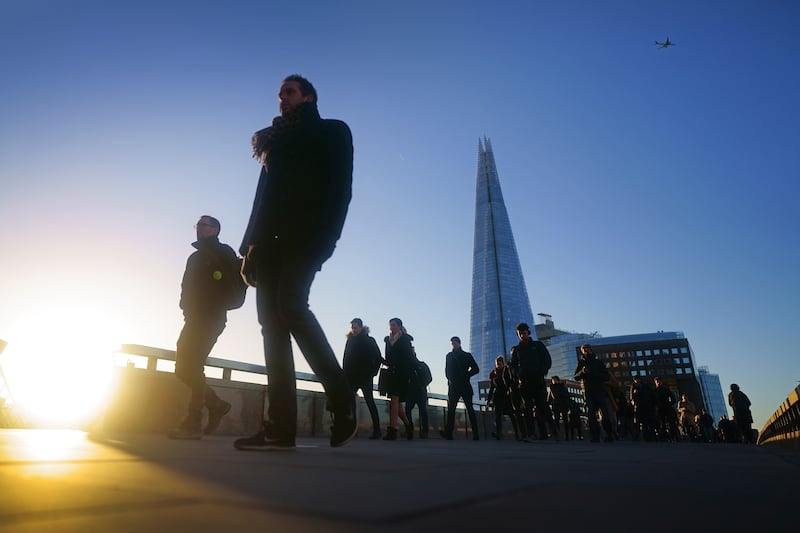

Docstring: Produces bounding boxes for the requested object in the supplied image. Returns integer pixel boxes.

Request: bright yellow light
[2,306,119,428]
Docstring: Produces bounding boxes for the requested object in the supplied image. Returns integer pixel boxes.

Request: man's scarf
[252,101,320,166]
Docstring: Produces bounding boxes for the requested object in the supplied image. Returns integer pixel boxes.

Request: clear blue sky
[1,0,798,429]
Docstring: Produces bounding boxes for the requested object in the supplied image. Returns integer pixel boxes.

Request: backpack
[213,253,247,310]
[414,360,433,388]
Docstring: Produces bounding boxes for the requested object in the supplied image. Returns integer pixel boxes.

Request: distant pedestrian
[168,216,236,440]
[382,318,415,440]
[696,409,715,443]
[653,377,679,441]
[567,399,584,441]
[404,351,431,439]
[343,318,383,440]
[573,343,613,442]
[487,355,519,440]
[677,393,697,439]
[630,376,657,441]
[728,384,754,444]
[510,323,558,440]
[547,376,570,440]
[440,336,480,440]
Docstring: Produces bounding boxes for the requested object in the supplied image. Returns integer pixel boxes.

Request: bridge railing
[115,344,460,409]
[758,384,800,447]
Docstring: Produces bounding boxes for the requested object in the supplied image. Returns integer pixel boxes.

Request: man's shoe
[168,417,202,440]
[383,427,398,440]
[330,395,358,448]
[234,422,295,451]
[404,423,414,440]
[439,430,453,440]
[204,400,232,434]
[167,426,202,440]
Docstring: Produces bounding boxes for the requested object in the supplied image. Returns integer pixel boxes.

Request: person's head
[195,215,220,240]
[495,355,505,368]
[551,376,561,384]
[450,336,461,350]
[579,343,593,357]
[279,74,317,115]
[654,377,663,387]
[730,383,740,392]
[389,317,403,335]
[681,393,688,401]
[515,323,531,341]
[350,318,364,335]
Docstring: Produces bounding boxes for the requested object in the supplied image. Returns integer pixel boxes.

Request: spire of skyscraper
[469,138,536,391]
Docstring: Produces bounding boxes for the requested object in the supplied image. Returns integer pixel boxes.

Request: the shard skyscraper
[469,138,536,393]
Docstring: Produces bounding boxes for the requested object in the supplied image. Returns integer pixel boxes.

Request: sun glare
[2,306,119,428]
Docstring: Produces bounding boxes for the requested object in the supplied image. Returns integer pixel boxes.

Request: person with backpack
[342,318,383,440]
[404,352,431,439]
[487,355,520,440]
[168,215,239,439]
[440,336,480,441]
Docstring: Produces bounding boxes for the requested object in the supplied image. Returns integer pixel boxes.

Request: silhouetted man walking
[440,337,480,440]
[235,75,356,451]
[168,215,234,439]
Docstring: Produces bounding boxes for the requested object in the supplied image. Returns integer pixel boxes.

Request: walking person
[547,376,570,440]
[440,336,480,440]
[510,323,558,440]
[343,318,383,440]
[168,215,236,440]
[573,343,613,443]
[382,318,415,440]
[404,353,431,439]
[487,355,519,440]
[728,384,754,444]
[653,377,679,442]
[234,74,356,451]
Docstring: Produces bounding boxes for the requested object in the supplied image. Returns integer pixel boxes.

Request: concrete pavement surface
[0,428,796,532]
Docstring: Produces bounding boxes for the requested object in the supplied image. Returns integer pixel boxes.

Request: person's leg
[173,318,224,435]
[360,385,381,437]
[404,397,415,432]
[441,389,458,439]
[585,393,601,442]
[419,394,429,437]
[257,261,297,441]
[463,394,479,439]
[279,254,353,417]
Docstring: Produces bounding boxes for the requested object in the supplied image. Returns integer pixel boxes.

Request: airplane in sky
[655,37,676,49]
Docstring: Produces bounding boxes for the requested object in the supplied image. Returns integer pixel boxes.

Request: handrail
[116,344,453,404]
[758,384,800,447]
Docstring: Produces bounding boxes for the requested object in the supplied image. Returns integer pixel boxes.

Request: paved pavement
[0,428,796,532]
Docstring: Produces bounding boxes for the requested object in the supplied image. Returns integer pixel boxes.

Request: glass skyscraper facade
[469,138,535,392]
[697,366,729,423]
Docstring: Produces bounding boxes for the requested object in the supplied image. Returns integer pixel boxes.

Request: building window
[674,358,681,365]
[676,368,683,374]
[671,348,678,354]
[645,350,652,356]
[680,347,688,354]
[636,350,643,357]
[682,357,690,364]
[685,367,693,374]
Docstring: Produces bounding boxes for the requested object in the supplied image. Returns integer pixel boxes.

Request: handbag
[378,367,390,395]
